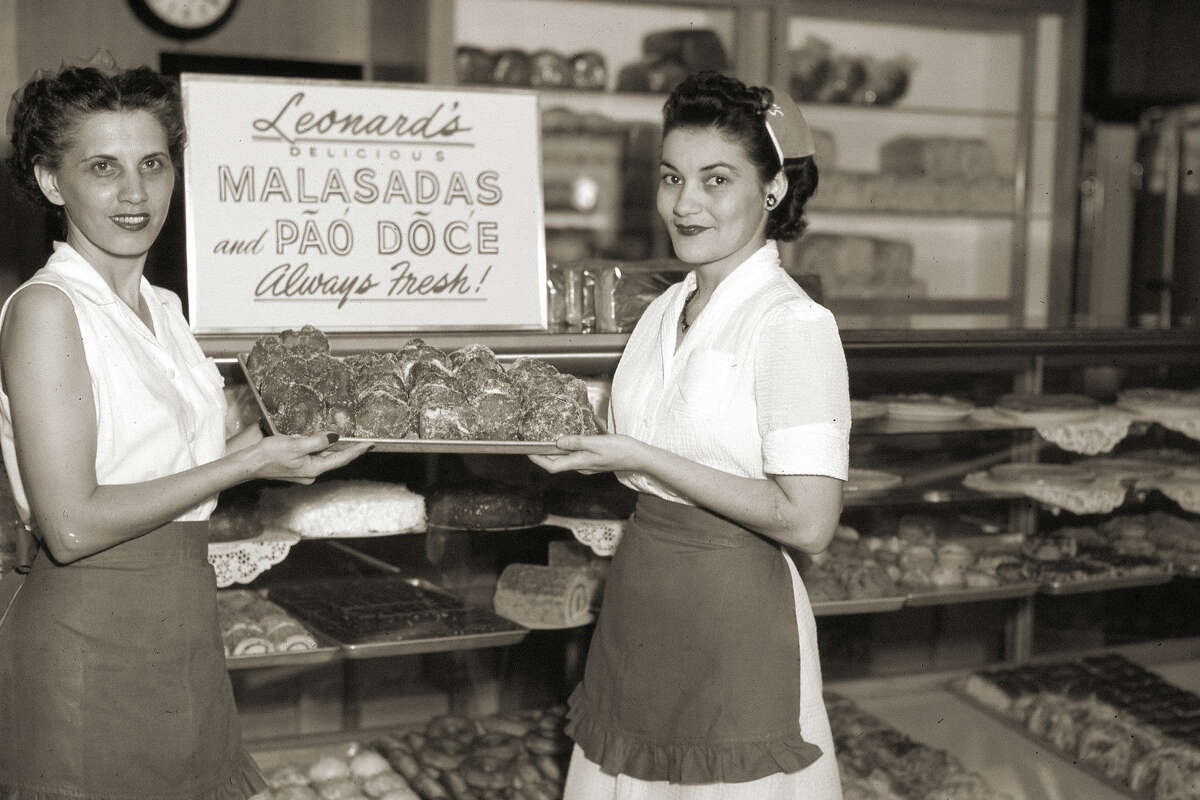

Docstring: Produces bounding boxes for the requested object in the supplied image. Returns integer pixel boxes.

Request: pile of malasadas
[372,707,570,800]
[245,325,598,441]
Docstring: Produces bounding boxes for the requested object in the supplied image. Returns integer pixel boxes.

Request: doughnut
[512,758,544,786]
[266,764,310,788]
[426,713,480,744]
[533,753,563,782]
[480,714,534,738]
[372,734,411,754]
[385,749,422,781]
[418,737,468,771]
[361,772,411,797]
[275,787,321,800]
[308,755,352,782]
[316,778,365,800]
[514,783,555,800]
[440,769,469,796]
[411,773,449,799]
[536,713,562,733]
[378,791,421,800]
[470,732,523,761]
[403,732,427,753]
[461,755,515,791]
[350,749,392,779]
[523,730,569,756]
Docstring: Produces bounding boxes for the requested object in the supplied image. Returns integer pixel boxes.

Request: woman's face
[36,110,175,270]
[657,126,770,274]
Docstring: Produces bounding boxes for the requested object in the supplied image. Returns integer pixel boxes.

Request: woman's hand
[249,432,372,484]
[529,433,647,475]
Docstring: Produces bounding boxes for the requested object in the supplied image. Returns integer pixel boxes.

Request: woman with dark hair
[531,71,849,798]
[0,58,370,798]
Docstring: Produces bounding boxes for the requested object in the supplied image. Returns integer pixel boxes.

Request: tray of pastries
[954,653,1200,800]
[1020,523,1175,594]
[266,574,528,658]
[252,705,571,800]
[240,325,601,454]
[217,589,339,669]
[825,691,1014,800]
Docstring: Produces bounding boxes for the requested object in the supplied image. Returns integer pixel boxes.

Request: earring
[765,194,776,209]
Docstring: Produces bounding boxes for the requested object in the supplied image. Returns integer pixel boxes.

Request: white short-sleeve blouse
[610,241,850,504]
[0,243,227,524]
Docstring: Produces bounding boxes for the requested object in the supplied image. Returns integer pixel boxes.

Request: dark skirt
[0,521,265,800]
[566,495,822,784]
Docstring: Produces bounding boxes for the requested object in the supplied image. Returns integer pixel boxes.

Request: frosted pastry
[259,480,426,538]
[307,756,351,783]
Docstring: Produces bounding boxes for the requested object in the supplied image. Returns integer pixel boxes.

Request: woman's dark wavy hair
[662,71,818,242]
[7,66,186,210]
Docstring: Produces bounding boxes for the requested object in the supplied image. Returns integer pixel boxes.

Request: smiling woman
[0,61,369,798]
[528,73,849,800]
[33,110,176,311]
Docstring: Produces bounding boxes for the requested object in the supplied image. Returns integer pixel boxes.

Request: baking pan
[904,581,1039,607]
[267,575,529,658]
[225,630,342,670]
[948,682,1147,800]
[811,596,906,616]
[1038,571,1174,595]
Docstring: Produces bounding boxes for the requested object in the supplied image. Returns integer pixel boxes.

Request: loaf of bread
[258,480,426,538]
[880,136,996,180]
[493,564,594,628]
[427,484,545,530]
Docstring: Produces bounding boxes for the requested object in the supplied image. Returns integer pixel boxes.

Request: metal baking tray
[340,627,529,659]
[904,581,1039,607]
[225,630,342,670]
[948,683,1144,800]
[238,355,567,454]
[1038,571,1174,595]
[811,596,906,616]
[267,575,529,659]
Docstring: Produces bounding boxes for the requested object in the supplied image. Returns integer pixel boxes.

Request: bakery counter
[836,675,1132,800]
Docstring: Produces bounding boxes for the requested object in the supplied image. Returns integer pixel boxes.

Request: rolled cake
[493,564,594,628]
[223,628,271,656]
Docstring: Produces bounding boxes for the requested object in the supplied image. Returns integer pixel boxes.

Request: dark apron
[566,494,822,784]
[0,521,265,800]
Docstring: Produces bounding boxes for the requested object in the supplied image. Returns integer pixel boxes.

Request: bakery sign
[180,74,547,333]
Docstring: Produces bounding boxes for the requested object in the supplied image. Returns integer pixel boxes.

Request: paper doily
[1117,402,1200,443]
[1157,416,1200,442]
[963,471,1128,515]
[1033,408,1134,455]
[544,514,625,556]
[207,528,300,587]
[1137,472,1200,514]
[972,407,1133,455]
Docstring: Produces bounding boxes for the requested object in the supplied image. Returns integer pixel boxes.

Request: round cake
[427,484,546,530]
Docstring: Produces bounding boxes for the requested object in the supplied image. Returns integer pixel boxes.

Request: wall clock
[129,0,239,40]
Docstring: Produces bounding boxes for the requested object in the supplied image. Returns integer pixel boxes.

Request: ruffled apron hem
[0,749,267,800]
[566,689,823,784]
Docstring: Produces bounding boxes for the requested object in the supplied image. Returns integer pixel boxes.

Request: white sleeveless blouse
[0,243,227,524]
